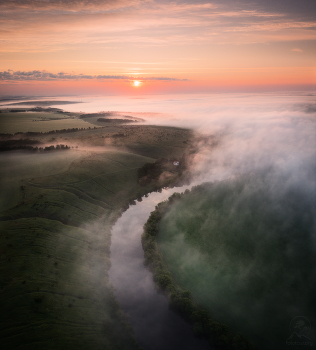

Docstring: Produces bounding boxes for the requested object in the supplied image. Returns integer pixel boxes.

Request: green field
[0,151,82,212]
[0,114,193,349]
[0,111,93,134]
[157,177,316,349]
[0,111,94,134]
[2,100,81,107]
[0,109,145,134]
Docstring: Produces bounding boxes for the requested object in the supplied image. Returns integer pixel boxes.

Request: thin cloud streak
[0,70,188,82]
[0,0,149,11]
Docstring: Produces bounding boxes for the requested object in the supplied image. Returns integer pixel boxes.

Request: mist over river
[4,92,316,349]
[108,187,211,350]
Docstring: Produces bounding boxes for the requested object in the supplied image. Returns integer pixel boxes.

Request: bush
[155,274,172,289]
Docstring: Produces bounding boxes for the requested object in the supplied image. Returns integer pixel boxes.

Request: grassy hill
[0,116,193,349]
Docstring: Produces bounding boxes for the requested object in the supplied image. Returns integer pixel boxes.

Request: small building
[173,161,179,166]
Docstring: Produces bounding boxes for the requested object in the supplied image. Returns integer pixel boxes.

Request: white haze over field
[45,92,316,186]
[3,93,316,189]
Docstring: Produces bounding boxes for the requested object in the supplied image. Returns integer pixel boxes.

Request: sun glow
[133,80,141,87]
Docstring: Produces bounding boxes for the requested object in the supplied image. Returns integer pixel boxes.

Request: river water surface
[109,187,211,350]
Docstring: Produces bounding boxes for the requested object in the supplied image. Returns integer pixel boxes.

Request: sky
[0,0,315,95]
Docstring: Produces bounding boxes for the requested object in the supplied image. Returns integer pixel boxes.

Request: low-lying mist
[159,169,316,348]
[3,92,314,349]
[151,92,316,348]
[60,93,316,346]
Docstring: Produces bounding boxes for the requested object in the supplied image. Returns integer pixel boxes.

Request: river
[108,187,211,350]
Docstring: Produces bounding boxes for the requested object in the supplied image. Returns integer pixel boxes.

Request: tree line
[141,189,256,350]
[0,139,71,152]
[0,126,99,138]
[97,118,136,123]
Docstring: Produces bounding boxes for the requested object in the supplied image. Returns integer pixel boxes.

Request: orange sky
[0,0,315,95]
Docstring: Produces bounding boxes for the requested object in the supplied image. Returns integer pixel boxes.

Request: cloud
[0,0,148,11]
[0,70,187,82]
[2,0,314,21]
[241,0,316,20]
[0,0,315,50]
[302,103,316,113]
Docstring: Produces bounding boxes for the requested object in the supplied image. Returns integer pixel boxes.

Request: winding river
[109,187,211,350]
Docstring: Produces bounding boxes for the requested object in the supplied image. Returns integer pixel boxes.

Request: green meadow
[0,109,193,349]
[157,178,316,349]
[0,151,82,212]
[0,111,93,134]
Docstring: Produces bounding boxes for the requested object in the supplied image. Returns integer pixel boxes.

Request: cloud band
[0,70,187,82]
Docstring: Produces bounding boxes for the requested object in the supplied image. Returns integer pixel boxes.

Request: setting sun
[133,80,141,87]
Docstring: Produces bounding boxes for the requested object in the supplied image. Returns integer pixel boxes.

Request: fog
[105,92,315,349]
[159,168,316,348]
[3,92,315,349]
[44,94,316,184]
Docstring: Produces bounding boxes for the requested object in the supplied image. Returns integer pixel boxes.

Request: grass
[0,150,82,212]
[0,218,137,350]
[0,111,94,134]
[157,179,316,350]
[0,115,194,350]
[2,100,81,106]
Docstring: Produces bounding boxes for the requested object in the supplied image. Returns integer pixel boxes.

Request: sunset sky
[0,0,315,95]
